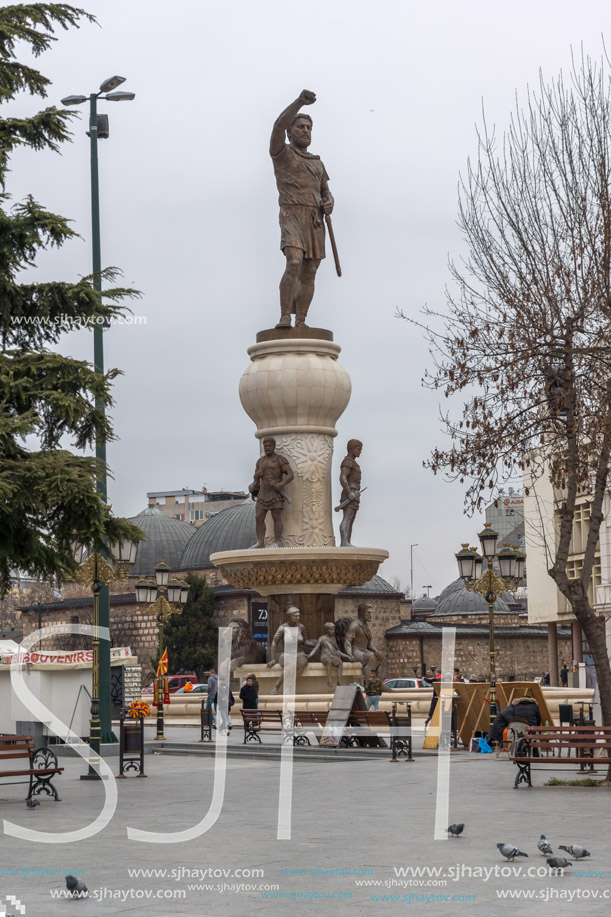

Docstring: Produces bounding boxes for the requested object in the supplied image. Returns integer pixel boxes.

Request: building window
[175,513,185,521]
[190,510,205,521]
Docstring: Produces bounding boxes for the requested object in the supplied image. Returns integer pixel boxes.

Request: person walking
[364,673,382,711]
[560,662,569,688]
[216,682,234,735]
[207,668,218,728]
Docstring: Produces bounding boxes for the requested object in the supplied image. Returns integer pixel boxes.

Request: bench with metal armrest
[510,725,611,788]
[0,734,63,801]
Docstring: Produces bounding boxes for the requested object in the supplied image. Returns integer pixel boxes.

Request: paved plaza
[1,725,610,916]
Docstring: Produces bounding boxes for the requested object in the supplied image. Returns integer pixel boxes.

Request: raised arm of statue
[270,89,317,157]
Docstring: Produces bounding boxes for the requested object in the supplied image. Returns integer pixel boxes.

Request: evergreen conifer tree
[0,4,141,592]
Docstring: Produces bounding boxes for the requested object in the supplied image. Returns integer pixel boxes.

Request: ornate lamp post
[72,536,138,779]
[135,561,189,740]
[455,524,526,733]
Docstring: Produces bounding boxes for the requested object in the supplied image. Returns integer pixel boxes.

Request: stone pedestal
[234,661,364,696]
[239,328,351,547]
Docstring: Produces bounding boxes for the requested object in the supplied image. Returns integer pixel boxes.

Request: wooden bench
[240,710,330,746]
[510,725,611,788]
[291,710,328,746]
[0,735,63,801]
[344,710,391,748]
[240,710,284,744]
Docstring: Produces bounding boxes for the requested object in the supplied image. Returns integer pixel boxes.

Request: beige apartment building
[147,488,248,526]
[523,463,607,682]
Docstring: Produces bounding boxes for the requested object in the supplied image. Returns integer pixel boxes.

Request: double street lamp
[61,76,135,744]
[135,562,190,740]
[72,535,139,779]
[455,524,526,732]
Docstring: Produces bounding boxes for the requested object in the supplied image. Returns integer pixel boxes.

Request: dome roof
[431,578,512,617]
[179,501,257,570]
[127,507,195,577]
[412,595,438,614]
[339,574,401,596]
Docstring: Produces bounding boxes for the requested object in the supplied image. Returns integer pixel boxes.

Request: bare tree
[388,575,409,596]
[1,580,57,636]
[403,51,611,756]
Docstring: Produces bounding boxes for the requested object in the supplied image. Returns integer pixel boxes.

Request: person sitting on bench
[489,696,541,750]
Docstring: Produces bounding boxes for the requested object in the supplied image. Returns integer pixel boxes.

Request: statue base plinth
[210,546,389,596]
[256,326,333,343]
[234,662,364,696]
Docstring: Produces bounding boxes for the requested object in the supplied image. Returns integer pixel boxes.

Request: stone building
[385,577,572,680]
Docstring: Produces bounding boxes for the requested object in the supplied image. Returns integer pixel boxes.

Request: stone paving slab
[1,727,610,917]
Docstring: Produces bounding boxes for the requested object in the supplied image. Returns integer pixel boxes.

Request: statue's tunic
[253,453,291,511]
[272,144,328,260]
[340,456,361,505]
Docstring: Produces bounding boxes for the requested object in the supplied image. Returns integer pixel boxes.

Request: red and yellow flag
[156,649,168,677]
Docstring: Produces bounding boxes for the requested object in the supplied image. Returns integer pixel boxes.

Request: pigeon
[65,875,88,897]
[26,797,40,808]
[497,843,528,860]
[448,823,464,836]
[559,844,591,859]
[537,834,553,855]
[547,856,571,871]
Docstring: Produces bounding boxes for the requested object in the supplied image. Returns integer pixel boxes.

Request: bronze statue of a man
[267,605,310,695]
[249,437,294,548]
[345,603,384,680]
[338,439,363,547]
[270,89,334,329]
[307,622,352,689]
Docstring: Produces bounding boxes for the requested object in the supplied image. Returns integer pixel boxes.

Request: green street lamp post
[61,77,135,743]
[135,562,189,740]
[455,524,526,734]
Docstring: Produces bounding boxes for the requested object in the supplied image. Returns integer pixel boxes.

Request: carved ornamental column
[239,329,351,547]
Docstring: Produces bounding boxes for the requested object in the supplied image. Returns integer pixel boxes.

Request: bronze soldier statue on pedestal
[249,437,294,548]
[338,439,364,547]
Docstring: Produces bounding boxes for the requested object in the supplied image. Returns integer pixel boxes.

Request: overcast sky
[7,0,610,594]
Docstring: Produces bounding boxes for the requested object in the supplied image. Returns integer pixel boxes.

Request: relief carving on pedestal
[272,432,335,547]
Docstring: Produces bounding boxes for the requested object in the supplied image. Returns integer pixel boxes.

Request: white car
[383,677,431,690]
